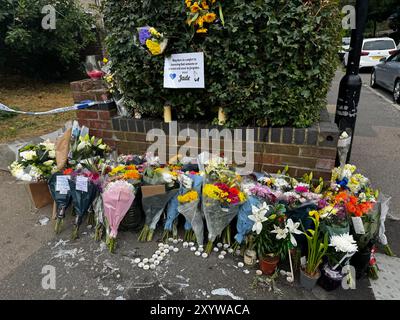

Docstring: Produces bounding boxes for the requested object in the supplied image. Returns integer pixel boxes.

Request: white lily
[77,140,91,151]
[20,150,37,161]
[285,219,302,247]
[271,225,288,240]
[248,202,270,234]
[43,160,54,166]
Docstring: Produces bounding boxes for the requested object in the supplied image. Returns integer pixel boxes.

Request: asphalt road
[0,70,399,300]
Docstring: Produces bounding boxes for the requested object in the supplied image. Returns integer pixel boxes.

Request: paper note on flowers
[76,176,89,193]
[56,175,70,192]
[164,52,205,89]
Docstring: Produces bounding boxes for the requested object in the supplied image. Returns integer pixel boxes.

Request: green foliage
[0,0,96,78]
[104,0,341,128]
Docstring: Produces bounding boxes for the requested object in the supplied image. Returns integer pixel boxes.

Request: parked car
[370,50,400,103]
[344,37,397,69]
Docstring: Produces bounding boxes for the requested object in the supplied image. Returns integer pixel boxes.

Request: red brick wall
[72,79,339,180]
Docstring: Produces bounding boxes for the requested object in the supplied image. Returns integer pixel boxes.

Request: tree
[0,0,96,78]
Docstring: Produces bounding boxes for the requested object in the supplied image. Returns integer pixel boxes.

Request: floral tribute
[137,26,168,56]
[185,0,224,34]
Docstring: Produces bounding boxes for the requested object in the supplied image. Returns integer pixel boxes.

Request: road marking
[363,84,400,112]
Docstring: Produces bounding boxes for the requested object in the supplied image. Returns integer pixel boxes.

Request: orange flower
[201,1,209,10]
[203,12,217,23]
[335,191,349,204]
[126,165,136,170]
[63,168,73,175]
[123,170,141,180]
[190,2,201,13]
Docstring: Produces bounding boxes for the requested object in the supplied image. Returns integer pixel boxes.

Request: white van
[344,37,397,69]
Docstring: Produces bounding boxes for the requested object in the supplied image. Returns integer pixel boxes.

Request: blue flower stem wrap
[234,196,261,244]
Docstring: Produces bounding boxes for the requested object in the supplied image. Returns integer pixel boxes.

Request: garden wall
[71,80,339,180]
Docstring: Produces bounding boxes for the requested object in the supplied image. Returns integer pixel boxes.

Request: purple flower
[294,185,309,193]
[318,198,329,209]
[139,28,151,45]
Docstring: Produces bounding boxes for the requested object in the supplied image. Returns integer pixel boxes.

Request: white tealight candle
[213,247,219,253]
[154,260,160,265]
[134,258,141,264]
[218,255,224,260]
[168,238,174,242]
[150,264,156,270]
[190,247,197,252]
[223,244,230,249]
[256,270,263,276]
[217,243,223,248]
[188,242,195,247]
[169,246,174,250]
[152,254,158,259]
[138,262,144,268]
[164,249,169,254]
[155,250,161,255]
[228,248,234,254]
[157,256,163,261]
[173,240,178,244]
[243,269,250,274]
[160,252,166,257]
[238,262,244,268]
[183,242,189,248]
[221,251,227,256]
[143,265,150,270]
[173,248,179,253]
[195,251,201,256]
[202,253,208,258]
[143,258,149,264]
[198,247,204,253]
[149,258,154,263]
[158,243,164,248]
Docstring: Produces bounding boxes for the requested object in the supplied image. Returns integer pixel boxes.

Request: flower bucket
[259,255,279,275]
[317,264,344,291]
[300,268,321,290]
[350,250,371,279]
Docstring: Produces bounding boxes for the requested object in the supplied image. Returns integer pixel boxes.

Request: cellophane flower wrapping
[234,195,261,244]
[103,180,135,238]
[48,172,72,215]
[177,174,205,245]
[68,175,98,225]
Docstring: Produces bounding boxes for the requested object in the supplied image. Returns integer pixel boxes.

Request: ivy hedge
[104,0,341,128]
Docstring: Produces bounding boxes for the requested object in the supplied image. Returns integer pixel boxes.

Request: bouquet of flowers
[107,163,143,232]
[68,169,101,239]
[137,26,168,56]
[9,140,57,182]
[202,159,245,253]
[69,125,110,168]
[176,174,205,245]
[138,155,180,242]
[185,0,224,34]
[102,180,136,253]
[48,170,72,234]
[319,233,358,291]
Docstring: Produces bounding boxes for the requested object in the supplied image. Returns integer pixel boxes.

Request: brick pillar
[70,79,117,149]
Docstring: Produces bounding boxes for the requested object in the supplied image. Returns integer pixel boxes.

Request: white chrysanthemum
[20,150,37,161]
[274,178,289,189]
[329,233,358,253]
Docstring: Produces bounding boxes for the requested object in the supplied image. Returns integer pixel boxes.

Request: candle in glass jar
[164,105,172,123]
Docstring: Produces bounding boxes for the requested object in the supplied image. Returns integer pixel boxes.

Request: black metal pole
[335,0,369,166]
